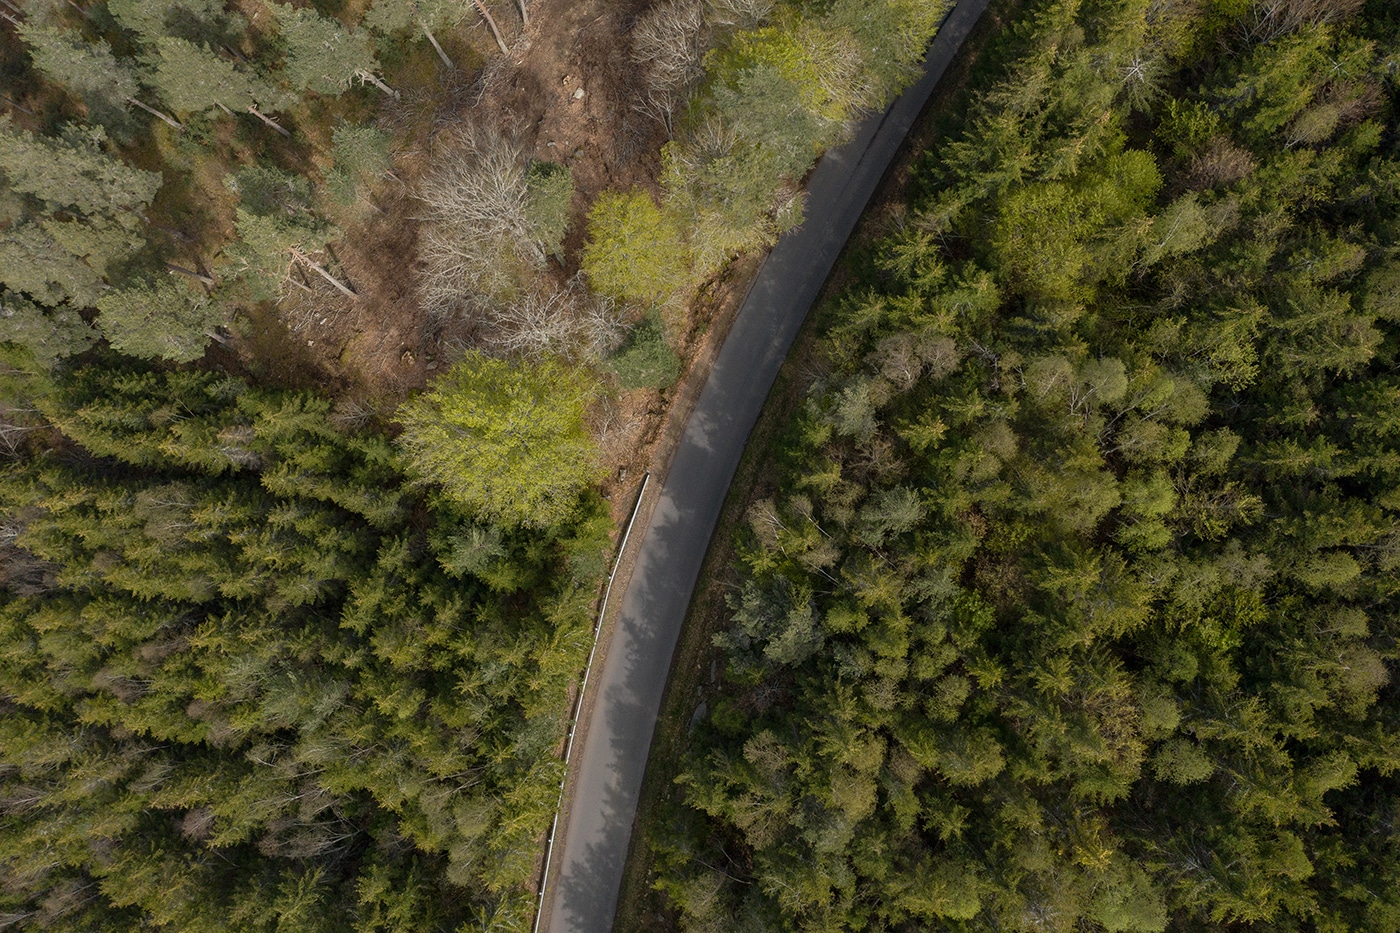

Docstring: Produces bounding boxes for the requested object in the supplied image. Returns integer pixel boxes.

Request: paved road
[542,2,992,929]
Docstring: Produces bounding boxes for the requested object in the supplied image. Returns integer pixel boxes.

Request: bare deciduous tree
[1241,0,1364,43]
[481,279,624,359]
[705,0,772,29]
[415,125,542,320]
[631,0,707,133]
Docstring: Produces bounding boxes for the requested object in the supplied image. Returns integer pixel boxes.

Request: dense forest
[0,360,611,929]
[652,0,1400,930]
[0,0,961,930]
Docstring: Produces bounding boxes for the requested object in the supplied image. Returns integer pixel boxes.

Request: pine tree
[224,167,343,299]
[0,289,96,366]
[148,38,289,134]
[524,161,573,260]
[326,123,393,205]
[95,279,222,363]
[269,4,388,97]
[363,0,460,69]
[0,220,107,308]
[106,0,244,47]
[0,118,161,221]
[18,24,155,132]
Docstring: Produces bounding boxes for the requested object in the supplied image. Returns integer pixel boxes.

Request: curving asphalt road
[541,2,992,929]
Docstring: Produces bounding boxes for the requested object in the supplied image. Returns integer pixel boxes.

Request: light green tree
[581,188,688,304]
[395,352,601,526]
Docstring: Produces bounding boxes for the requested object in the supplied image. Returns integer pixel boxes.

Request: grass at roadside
[612,1,1028,928]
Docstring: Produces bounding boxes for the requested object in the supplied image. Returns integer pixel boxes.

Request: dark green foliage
[0,364,609,932]
[656,0,1400,930]
[609,313,680,390]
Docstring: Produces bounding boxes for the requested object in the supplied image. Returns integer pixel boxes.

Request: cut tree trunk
[355,69,398,97]
[290,248,358,299]
[2,94,35,116]
[127,96,185,131]
[165,262,215,287]
[214,102,291,137]
[247,106,292,137]
[470,0,510,55]
[419,19,454,68]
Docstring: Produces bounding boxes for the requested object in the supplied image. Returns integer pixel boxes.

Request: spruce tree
[95,279,222,363]
[395,352,602,526]
[269,3,386,97]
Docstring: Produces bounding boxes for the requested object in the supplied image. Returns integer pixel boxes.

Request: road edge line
[532,470,652,933]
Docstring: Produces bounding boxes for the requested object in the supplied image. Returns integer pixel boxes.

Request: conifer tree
[223,166,346,300]
[0,220,107,308]
[148,38,289,135]
[95,279,222,363]
[0,118,161,221]
[395,352,601,526]
[326,123,393,206]
[363,0,460,69]
[17,24,183,132]
[0,289,97,367]
[269,3,390,97]
[106,0,244,47]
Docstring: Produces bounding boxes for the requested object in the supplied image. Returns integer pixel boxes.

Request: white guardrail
[531,471,651,933]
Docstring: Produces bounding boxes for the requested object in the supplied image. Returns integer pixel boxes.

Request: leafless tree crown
[414,124,543,320]
[631,0,708,133]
